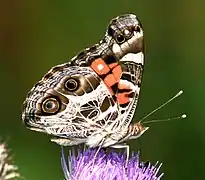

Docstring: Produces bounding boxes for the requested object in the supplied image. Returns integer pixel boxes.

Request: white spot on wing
[124,29,130,35]
[121,31,143,53]
[119,79,140,94]
[120,52,144,65]
[112,43,122,55]
[97,64,104,71]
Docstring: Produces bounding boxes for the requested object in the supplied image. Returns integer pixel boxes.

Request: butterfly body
[22,14,148,148]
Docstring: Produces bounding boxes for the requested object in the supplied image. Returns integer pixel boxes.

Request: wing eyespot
[64,77,80,91]
[115,34,126,44]
[42,97,60,114]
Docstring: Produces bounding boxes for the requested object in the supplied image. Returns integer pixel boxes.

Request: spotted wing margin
[117,52,144,127]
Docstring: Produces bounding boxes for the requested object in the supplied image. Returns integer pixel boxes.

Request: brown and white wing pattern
[22,14,148,148]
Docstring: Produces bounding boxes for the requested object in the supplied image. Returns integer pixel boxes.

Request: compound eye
[115,34,125,44]
[42,97,60,114]
[64,77,79,91]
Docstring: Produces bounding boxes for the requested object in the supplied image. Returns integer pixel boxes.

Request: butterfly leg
[111,144,130,167]
[61,147,71,180]
[51,138,86,146]
[91,138,106,167]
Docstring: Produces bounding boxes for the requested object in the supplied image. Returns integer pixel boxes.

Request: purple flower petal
[61,148,163,180]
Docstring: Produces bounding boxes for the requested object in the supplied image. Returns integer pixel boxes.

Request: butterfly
[22,14,148,152]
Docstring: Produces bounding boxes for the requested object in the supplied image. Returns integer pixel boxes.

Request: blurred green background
[0,0,204,179]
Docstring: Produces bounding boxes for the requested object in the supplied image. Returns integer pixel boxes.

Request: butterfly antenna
[143,114,186,124]
[139,90,183,123]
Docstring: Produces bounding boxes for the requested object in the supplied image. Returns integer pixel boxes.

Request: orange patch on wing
[91,58,110,75]
[117,92,130,104]
[104,74,117,87]
[112,65,122,81]
[108,63,118,69]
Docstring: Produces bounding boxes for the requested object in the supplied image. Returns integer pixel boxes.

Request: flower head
[0,141,20,179]
[61,148,163,180]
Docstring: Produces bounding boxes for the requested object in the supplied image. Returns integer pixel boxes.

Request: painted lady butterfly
[22,14,148,151]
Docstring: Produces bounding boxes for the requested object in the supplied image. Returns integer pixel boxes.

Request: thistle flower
[0,141,20,179]
[61,148,163,180]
